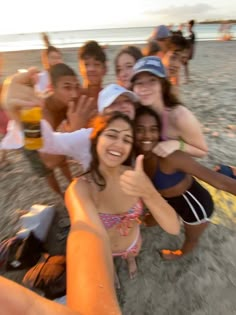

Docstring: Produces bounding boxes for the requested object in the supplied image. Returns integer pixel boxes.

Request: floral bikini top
[80,174,144,236]
[99,199,144,236]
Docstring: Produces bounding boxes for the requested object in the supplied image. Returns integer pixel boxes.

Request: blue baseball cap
[149,25,171,40]
[130,56,166,82]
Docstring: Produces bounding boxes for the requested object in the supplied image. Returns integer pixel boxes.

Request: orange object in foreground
[20,107,43,150]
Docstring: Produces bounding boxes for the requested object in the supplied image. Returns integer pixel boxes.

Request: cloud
[144,3,217,23]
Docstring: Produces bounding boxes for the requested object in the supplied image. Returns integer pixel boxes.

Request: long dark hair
[159,77,181,108]
[89,112,134,190]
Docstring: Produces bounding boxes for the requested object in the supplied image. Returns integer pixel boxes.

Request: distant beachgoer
[161,34,188,95]
[131,56,208,158]
[115,45,143,89]
[182,19,196,83]
[36,33,63,94]
[142,40,161,57]
[175,23,185,36]
[121,106,236,259]
[218,22,232,41]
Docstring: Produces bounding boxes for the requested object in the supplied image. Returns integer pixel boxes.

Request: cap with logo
[130,56,166,82]
[149,25,171,40]
[98,84,139,113]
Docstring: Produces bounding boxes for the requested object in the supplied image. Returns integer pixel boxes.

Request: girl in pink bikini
[70,111,179,281]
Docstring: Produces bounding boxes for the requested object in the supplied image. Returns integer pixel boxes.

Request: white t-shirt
[1,120,93,171]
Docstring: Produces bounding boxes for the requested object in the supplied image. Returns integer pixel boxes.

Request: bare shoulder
[170,105,200,126]
[70,175,92,195]
[171,105,194,119]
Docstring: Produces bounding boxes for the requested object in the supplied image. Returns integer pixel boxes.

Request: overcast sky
[0,0,235,34]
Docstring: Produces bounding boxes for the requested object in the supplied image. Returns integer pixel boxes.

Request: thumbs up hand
[120,155,154,199]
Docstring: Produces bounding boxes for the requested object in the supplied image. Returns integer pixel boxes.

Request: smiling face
[96,118,134,168]
[132,72,163,108]
[135,113,160,154]
[116,53,136,89]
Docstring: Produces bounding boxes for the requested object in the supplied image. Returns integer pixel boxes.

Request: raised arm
[1,68,43,119]
[65,180,121,315]
[120,155,180,235]
[167,150,236,195]
[0,276,77,315]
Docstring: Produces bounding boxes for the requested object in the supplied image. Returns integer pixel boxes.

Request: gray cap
[149,25,171,40]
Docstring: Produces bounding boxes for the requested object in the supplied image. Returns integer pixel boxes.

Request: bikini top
[152,167,185,190]
[156,109,186,189]
[99,199,143,236]
[161,108,169,141]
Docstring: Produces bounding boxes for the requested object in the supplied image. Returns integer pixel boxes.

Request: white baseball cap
[98,84,139,113]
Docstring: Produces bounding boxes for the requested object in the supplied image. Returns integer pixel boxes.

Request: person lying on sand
[214,164,236,179]
[120,106,236,260]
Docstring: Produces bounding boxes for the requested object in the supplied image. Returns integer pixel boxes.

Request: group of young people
[0,25,236,315]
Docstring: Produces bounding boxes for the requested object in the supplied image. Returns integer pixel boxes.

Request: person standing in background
[115,45,143,89]
[149,25,171,59]
[78,40,107,103]
[182,19,196,84]
[35,33,63,95]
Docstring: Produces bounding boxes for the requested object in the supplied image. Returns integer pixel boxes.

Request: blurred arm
[65,180,121,315]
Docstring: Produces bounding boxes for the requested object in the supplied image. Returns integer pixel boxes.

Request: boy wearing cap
[149,25,171,58]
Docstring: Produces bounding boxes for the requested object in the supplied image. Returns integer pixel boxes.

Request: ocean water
[0,24,235,52]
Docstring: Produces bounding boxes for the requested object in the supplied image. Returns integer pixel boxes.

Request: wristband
[179,139,185,151]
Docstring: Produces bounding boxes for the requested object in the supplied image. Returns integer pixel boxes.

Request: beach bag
[16,204,56,242]
[0,232,44,271]
[22,253,66,299]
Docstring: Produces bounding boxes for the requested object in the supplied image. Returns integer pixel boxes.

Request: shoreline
[1,38,235,53]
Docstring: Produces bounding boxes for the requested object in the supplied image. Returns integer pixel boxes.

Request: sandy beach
[1,40,236,314]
